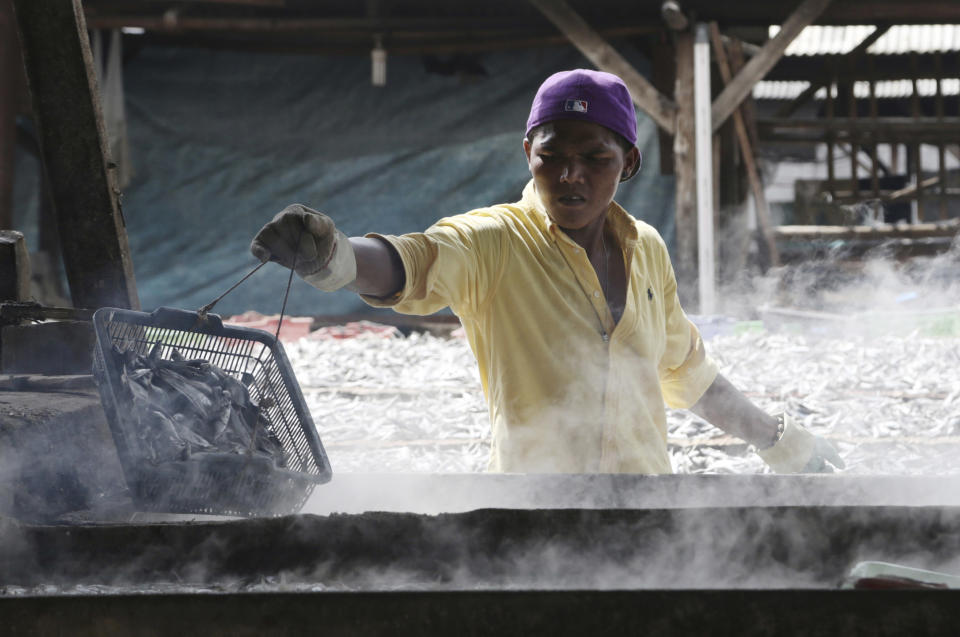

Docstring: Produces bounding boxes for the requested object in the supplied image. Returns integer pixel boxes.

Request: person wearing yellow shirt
[251,69,842,474]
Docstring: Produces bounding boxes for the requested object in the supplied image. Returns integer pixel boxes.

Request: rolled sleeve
[359,212,504,317]
[655,237,718,408]
[659,320,719,408]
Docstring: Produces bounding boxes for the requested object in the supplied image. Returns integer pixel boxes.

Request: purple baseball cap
[526,69,641,179]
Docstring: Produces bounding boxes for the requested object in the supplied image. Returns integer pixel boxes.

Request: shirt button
[593,290,601,298]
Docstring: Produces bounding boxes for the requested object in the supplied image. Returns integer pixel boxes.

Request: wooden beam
[775,220,958,241]
[673,31,697,299]
[527,0,678,134]
[757,117,960,145]
[660,0,689,31]
[711,0,834,132]
[767,49,958,83]
[12,0,138,310]
[774,24,889,118]
[708,23,779,267]
[886,176,939,203]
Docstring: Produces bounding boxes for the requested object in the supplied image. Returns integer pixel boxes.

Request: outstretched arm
[690,373,780,448]
[251,204,404,298]
[691,373,844,473]
[347,236,405,298]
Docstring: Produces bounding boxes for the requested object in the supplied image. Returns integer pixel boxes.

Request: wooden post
[0,230,30,301]
[527,0,677,134]
[935,52,947,220]
[652,35,676,175]
[910,52,922,223]
[673,31,697,302]
[847,58,859,202]
[708,23,780,267]
[868,55,880,204]
[693,24,714,314]
[727,39,760,153]
[12,0,139,310]
[826,60,836,202]
[0,0,18,230]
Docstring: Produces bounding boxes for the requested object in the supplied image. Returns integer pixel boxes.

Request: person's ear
[620,146,642,181]
[523,137,532,163]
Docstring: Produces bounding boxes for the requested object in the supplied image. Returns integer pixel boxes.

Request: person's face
[523,120,639,232]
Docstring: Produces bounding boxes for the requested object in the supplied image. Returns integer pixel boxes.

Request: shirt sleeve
[359,210,506,318]
[654,237,719,409]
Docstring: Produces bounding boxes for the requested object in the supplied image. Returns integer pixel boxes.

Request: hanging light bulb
[371,35,387,87]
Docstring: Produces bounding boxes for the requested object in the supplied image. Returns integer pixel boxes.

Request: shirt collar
[520,179,638,248]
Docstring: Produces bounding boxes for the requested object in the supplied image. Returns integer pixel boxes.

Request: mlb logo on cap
[564,99,588,113]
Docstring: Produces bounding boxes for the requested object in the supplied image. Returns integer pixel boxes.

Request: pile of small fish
[110,344,286,467]
[289,321,960,475]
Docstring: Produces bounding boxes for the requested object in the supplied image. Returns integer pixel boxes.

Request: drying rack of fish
[290,243,960,474]
[109,344,287,467]
[288,319,960,475]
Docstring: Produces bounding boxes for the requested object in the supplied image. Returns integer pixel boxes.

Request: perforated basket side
[92,307,332,517]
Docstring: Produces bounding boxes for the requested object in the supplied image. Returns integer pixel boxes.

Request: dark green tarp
[14,43,674,316]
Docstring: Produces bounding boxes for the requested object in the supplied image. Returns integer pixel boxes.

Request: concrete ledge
[1,321,96,375]
[0,387,128,522]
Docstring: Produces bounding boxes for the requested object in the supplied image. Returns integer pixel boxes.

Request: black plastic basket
[92,306,331,517]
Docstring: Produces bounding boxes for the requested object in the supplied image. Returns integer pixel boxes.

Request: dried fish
[110,345,286,467]
[286,314,960,475]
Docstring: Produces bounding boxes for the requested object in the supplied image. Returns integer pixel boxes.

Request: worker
[251,69,843,474]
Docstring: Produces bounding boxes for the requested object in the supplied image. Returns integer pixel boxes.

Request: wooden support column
[12,0,138,310]
[935,52,947,220]
[693,24,714,314]
[727,40,760,153]
[673,31,697,299]
[847,59,859,201]
[868,56,880,203]
[652,35,677,175]
[528,0,677,134]
[0,230,30,300]
[909,52,922,222]
[712,0,834,131]
[708,23,780,268]
[826,60,836,202]
[0,0,18,230]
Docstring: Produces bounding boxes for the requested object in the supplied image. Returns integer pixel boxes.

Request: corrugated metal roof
[753,78,960,100]
[770,24,960,56]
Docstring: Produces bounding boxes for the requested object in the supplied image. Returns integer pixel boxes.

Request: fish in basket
[92,306,331,517]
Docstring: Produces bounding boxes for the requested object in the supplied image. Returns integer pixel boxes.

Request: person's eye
[586,155,612,163]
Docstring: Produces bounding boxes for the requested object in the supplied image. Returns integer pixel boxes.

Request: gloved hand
[250,204,356,291]
[757,413,845,473]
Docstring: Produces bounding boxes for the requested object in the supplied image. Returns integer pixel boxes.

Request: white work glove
[250,204,356,292]
[757,413,845,473]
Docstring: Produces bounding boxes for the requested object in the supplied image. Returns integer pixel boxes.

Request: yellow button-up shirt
[364,181,717,473]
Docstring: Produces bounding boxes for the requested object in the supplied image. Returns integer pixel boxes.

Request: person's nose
[559,159,584,184]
